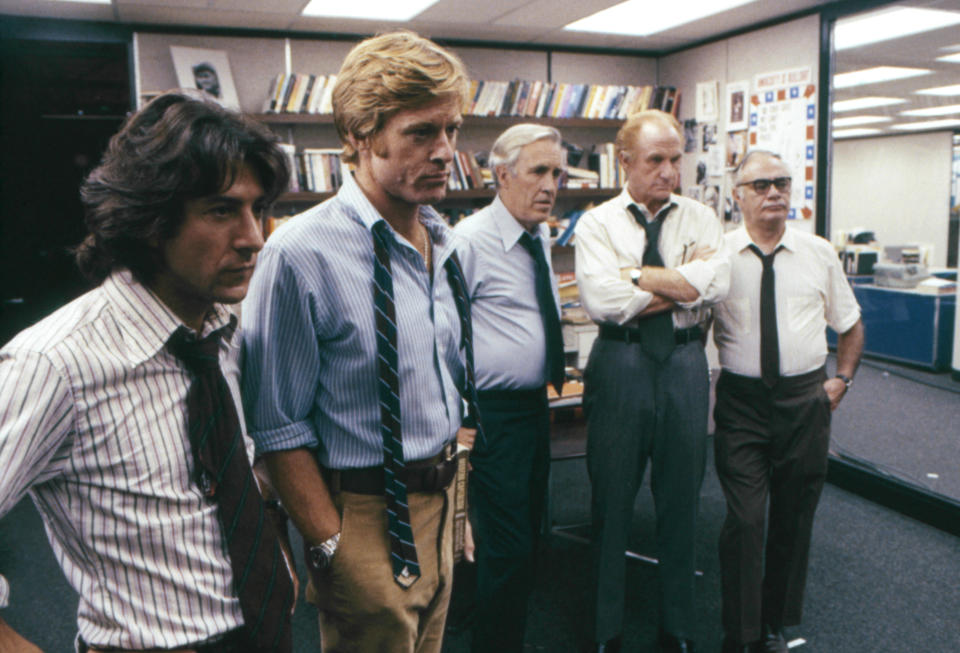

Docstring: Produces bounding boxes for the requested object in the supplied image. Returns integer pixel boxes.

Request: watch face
[310,547,330,571]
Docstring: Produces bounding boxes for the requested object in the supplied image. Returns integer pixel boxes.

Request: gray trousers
[583,336,709,643]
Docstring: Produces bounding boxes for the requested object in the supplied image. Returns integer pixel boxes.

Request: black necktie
[443,250,484,440]
[748,244,783,387]
[627,204,675,361]
[168,327,293,652]
[519,231,566,395]
[371,221,421,588]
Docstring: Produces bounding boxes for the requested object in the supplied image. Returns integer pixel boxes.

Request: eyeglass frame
[735,176,792,194]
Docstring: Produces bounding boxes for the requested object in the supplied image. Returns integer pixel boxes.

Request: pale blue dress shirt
[241,173,465,469]
[454,195,561,391]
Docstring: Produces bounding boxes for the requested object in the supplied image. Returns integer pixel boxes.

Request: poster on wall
[749,66,816,219]
[170,46,241,110]
[726,80,749,131]
[695,81,719,123]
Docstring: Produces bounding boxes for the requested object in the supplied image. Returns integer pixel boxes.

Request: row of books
[464,81,681,120]
[278,144,349,193]
[447,151,493,191]
[263,73,337,114]
[262,73,680,122]
[277,144,622,195]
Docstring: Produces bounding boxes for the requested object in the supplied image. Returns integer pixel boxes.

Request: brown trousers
[713,368,831,644]
[305,484,454,653]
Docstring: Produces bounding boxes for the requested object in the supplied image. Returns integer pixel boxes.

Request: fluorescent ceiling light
[834,66,931,89]
[891,118,960,131]
[564,0,755,37]
[833,96,905,112]
[834,7,960,50]
[833,128,883,138]
[916,84,960,96]
[301,0,439,21]
[833,115,892,128]
[900,104,960,117]
[936,52,960,63]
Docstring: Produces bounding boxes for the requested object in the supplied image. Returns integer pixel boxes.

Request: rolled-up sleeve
[0,349,75,608]
[242,245,322,454]
[673,215,730,310]
[575,211,653,325]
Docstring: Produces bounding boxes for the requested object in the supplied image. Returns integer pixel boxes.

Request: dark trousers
[714,368,831,644]
[468,387,551,653]
[583,338,709,643]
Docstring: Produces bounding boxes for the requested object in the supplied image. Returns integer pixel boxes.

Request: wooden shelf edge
[254,113,623,128]
[277,187,619,204]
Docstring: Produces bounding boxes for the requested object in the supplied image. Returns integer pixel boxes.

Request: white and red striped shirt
[0,269,252,649]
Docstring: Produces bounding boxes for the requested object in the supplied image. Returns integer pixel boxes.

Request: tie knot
[519,230,541,256]
[168,327,223,374]
[749,244,781,267]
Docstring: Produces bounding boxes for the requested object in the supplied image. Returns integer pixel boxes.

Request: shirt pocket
[787,294,823,335]
[717,297,751,335]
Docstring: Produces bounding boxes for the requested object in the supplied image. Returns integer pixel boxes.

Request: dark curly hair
[76,91,290,283]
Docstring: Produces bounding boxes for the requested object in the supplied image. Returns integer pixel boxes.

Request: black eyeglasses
[736,177,792,194]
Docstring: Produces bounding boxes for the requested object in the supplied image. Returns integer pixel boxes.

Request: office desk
[828,284,956,370]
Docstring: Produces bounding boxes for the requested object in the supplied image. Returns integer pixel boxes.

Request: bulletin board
[749,67,816,220]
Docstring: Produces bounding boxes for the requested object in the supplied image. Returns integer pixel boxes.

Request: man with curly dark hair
[0,91,295,652]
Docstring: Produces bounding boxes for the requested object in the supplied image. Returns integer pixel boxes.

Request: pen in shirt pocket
[681,239,696,264]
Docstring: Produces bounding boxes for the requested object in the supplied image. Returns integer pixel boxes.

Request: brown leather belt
[324,444,457,495]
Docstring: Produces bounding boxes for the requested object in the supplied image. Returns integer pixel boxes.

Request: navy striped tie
[371,222,422,588]
[169,326,293,652]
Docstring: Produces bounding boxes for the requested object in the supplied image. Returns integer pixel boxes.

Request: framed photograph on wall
[726,80,749,131]
[170,46,240,110]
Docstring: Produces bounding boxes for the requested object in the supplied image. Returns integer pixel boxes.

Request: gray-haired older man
[454,123,567,653]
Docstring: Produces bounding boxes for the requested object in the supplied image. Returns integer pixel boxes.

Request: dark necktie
[168,327,293,652]
[749,244,783,387]
[627,204,675,361]
[443,250,484,441]
[370,222,484,588]
[371,221,421,588]
[519,231,566,395]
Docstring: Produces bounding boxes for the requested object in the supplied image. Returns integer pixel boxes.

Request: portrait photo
[170,46,240,110]
[725,80,749,131]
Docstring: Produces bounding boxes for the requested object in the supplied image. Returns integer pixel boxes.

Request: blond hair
[615,109,682,161]
[332,31,470,165]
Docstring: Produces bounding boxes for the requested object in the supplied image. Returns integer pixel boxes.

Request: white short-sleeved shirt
[714,225,861,378]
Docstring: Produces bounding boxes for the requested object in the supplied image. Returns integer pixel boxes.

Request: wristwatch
[835,374,853,390]
[306,532,341,572]
[629,268,643,286]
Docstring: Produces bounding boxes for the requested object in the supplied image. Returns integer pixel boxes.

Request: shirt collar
[102,268,238,367]
[618,187,677,223]
[731,224,798,254]
[490,194,549,252]
[337,171,456,263]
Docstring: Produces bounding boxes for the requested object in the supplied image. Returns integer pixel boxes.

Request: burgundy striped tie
[169,327,294,652]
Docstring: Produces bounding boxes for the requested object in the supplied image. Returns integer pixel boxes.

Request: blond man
[242,31,477,653]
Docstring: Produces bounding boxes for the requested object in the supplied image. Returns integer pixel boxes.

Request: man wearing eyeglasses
[713,150,864,653]
[575,110,730,653]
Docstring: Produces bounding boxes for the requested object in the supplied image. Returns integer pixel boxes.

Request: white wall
[831,131,954,268]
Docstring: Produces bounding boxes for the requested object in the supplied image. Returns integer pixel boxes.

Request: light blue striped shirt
[454,195,560,391]
[241,173,465,469]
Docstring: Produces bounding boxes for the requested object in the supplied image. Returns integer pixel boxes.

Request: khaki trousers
[306,484,454,653]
